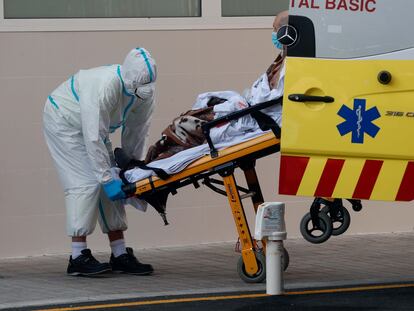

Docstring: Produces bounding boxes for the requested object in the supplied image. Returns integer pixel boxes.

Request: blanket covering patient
[143,52,285,164]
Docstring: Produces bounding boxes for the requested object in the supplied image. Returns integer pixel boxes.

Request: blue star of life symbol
[337,99,381,144]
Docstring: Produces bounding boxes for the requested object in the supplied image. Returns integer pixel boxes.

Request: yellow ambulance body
[279,0,414,202]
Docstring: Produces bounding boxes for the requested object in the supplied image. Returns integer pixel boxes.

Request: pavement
[0,232,413,310]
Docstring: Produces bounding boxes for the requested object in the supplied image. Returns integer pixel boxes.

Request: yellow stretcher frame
[125,132,281,282]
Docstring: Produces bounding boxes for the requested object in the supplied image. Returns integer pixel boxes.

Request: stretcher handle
[122,183,137,196]
[202,97,283,158]
[288,94,334,103]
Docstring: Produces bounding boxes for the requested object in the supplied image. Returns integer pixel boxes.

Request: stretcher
[117,98,360,283]
[135,131,280,281]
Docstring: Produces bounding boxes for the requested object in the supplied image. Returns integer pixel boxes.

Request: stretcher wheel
[237,248,289,283]
[300,212,333,244]
[321,205,351,236]
[237,251,266,283]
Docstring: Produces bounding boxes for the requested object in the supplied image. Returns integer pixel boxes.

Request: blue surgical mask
[272,31,283,50]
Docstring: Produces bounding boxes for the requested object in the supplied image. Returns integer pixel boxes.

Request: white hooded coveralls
[43,48,156,237]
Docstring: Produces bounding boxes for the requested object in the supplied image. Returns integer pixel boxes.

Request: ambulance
[279,0,414,243]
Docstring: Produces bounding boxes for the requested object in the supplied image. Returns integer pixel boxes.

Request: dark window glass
[222,0,289,17]
[4,0,201,19]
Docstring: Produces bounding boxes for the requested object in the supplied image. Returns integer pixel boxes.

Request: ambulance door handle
[288,94,335,103]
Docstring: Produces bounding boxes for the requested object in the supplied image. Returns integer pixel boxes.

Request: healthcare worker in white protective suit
[43,48,156,276]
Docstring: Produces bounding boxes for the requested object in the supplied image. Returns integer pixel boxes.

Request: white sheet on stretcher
[122,64,285,211]
[125,128,267,183]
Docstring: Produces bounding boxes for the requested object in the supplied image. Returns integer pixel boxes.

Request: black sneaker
[67,249,112,276]
[110,247,154,275]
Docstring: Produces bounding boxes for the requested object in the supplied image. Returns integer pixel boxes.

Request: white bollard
[254,202,287,296]
[266,239,284,295]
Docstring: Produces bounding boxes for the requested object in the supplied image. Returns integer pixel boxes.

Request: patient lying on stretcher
[144,53,285,164]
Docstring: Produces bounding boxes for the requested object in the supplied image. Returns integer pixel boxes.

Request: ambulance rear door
[279,0,414,201]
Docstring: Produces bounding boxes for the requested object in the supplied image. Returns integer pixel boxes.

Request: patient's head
[272,10,289,56]
[273,10,289,32]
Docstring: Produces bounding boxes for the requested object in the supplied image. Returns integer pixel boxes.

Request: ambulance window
[222,0,289,17]
[4,0,201,18]
[288,0,414,59]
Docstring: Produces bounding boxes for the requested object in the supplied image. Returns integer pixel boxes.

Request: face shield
[121,47,157,96]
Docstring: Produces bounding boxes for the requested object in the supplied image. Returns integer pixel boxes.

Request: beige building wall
[0,28,412,259]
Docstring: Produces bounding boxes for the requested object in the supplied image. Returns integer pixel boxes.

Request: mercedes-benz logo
[276,24,298,47]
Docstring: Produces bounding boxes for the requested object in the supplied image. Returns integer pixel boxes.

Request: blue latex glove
[103,179,126,201]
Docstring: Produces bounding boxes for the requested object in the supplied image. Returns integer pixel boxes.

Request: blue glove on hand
[103,179,126,201]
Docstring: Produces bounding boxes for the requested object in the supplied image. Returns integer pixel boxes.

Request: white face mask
[134,83,155,100]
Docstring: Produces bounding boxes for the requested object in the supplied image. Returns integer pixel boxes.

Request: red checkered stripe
[279,155,414,201]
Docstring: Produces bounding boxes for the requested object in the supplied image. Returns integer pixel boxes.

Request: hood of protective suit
[121,47,157,98]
